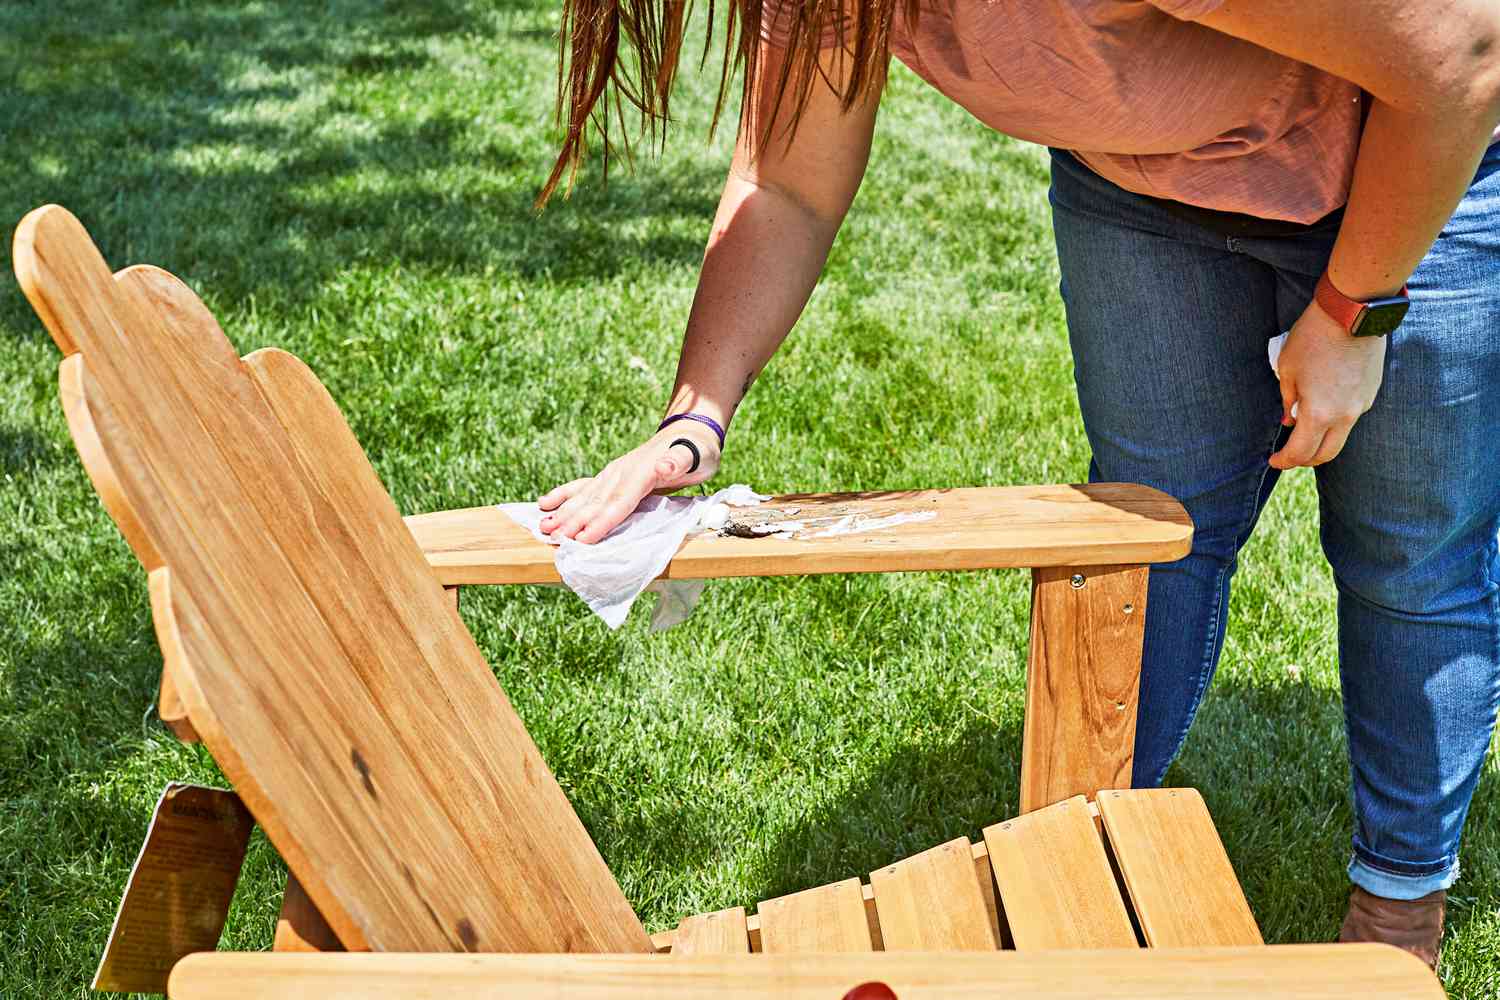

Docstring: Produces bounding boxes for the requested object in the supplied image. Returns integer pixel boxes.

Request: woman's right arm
[538,42,885,542]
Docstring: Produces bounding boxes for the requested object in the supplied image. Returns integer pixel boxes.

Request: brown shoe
[1338,885,1445,969]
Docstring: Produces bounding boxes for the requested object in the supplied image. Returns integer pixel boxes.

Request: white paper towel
[500,484,769,630]
[1267,331,1298,419]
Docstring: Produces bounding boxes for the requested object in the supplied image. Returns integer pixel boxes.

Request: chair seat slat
[869,838,997,950]
[1098,788,1262,947]
[983,795,1137,949]
[756,879,872,954]
[671,907,750,955]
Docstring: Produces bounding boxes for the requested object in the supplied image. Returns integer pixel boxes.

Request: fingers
[536,428,722,542]
[1269,418,1328,471]
[538,477,595,536]
[538,478,591,511]
[544,491,615,540]
[538,500,575,536]
[1279,376,1298,428]
[570,493,647,544]
[541,492,602,540]
[1270,371,1310,469]
[1269,379,1361,469]
[540,462,658,541]
[1309,420,1355,466]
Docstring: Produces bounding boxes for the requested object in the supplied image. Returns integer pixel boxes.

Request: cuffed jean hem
[1347,854,1459,900]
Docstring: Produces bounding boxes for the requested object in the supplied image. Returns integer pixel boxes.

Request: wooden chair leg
[444,585,460,613]
[1019,564,1148,814]
[157,663,200,742]
[274,873,345,953]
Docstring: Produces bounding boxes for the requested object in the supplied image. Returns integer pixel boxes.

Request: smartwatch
[1314,271,1410,338]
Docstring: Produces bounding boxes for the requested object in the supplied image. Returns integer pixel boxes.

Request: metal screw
[1070,573,1086,589]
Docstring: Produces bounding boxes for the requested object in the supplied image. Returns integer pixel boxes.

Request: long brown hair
[539,1,915,206]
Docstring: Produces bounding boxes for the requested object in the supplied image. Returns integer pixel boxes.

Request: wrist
[664,386,735,425]
[1325,258,1406,302]
[658,411,726,450]
[1313,269,1410,338]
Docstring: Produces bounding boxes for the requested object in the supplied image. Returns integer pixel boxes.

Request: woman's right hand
[536,420,722,543]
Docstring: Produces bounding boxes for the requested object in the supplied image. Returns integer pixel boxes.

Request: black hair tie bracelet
[669,437,701,475]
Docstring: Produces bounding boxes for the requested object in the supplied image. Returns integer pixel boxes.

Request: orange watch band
[1315,271,1409,336]
[1314,271,1365,332]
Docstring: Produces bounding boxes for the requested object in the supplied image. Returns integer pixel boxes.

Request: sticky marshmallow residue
[751,520,805,535]
[805,510,937,538]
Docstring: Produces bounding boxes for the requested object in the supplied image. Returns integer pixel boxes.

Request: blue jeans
[1049,141,1500,900]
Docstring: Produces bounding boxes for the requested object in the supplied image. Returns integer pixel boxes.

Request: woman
[535,0,1500,965]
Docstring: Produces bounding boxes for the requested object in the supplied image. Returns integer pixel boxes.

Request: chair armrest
[168,946,1442,999]
[404,483,1192,587]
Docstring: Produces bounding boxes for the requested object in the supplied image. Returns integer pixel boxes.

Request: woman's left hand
[1269,301,1388,470]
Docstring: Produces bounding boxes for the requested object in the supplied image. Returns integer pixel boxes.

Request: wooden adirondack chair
[13,206,1440,998]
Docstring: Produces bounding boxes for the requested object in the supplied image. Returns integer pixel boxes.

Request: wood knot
[456,918,479,951]
[351,747,378,800]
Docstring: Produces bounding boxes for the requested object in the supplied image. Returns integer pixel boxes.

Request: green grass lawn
[1,1,1496,995]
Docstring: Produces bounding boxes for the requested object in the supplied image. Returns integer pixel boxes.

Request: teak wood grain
[60,350,201,742]
[982,796,1137,950]
[1098,789,1263,948]
[756,879,873,953]
[868,838,998,951]
[167,946,1443,999]
[670,907,750,956]
[1021,565,1148,813]
[14,206,650,955]
[404,485,1192,586]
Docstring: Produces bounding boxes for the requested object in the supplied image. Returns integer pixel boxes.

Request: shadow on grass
[729,661,1500,953]
[0,0,717,341]
[0,606,165,797]
[0,424,62,476]
[0,615,187,963]
[749,717,1024,908]
[1167,668,1500,947]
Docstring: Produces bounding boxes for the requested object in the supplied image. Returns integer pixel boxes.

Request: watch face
[1353,297,1410,337]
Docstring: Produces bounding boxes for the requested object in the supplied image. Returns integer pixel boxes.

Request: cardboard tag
[92,783,254,994]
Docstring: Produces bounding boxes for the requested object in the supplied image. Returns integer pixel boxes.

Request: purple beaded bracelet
[658,412,726,449]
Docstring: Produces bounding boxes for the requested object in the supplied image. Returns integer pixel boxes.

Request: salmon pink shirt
[765,0,1365,223]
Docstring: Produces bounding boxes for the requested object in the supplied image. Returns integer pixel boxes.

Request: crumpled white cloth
[1267,331,1299,419]
[500,484,769,630]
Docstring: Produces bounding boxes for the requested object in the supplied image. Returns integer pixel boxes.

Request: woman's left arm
[1188,0,1500,468]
